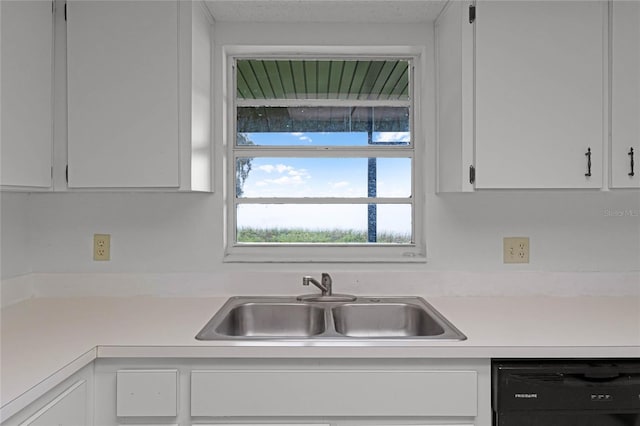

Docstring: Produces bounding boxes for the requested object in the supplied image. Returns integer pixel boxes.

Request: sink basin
[332,303,445,337]
[196,296,466,341]
[197,302,325,339]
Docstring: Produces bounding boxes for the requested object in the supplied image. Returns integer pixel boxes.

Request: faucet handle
[321,273,332,295]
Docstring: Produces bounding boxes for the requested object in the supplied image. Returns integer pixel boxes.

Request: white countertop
[2,295,640,418]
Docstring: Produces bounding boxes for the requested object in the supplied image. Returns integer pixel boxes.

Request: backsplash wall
[1,189,636,278]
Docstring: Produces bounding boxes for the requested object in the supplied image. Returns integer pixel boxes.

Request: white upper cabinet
[67,1,179,189]
[475,1,605,189]
[0,1,54,190]
[437,1,606,190]
[611,1,640,188]
[66,1,212,190]
[435,1,474,193]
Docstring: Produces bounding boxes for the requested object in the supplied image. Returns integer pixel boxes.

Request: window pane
[237,204,411,244]
[237,107,410,145]
[231,56,417,254]
[236,59,409,101]
[236,157,411,198]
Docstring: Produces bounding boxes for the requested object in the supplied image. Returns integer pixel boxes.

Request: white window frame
[223,46,426,263]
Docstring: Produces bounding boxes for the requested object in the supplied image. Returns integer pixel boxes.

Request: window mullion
[233,148,414,158]
[236,98,411,108]
[235,197,413,204]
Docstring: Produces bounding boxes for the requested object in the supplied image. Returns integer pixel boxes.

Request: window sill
[223,247,427,263]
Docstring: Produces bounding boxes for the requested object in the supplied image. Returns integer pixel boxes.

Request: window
[226,53,425,262]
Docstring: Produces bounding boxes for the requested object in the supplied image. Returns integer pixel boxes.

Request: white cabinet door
[19,380,86,426]
[611,1,640,188]
[474,1,605,189]
[66,1,180,188]
[191,370,478,417]
[116,369,177,417]
[205,424,329,426]
[436,1,474,193]
[0,1,53,189]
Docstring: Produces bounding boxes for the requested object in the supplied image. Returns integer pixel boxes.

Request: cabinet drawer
[116,369,177,417]
[191,370,477,417]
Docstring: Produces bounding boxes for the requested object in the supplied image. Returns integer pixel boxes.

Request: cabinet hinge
[469,5,476,24]
[469,165,476,184]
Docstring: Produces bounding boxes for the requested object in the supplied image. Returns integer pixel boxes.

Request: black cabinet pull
[585,148,592,177]
[629,147,635,177]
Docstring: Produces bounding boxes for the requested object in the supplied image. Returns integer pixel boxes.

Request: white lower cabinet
[191,370,477,417]
[93,358,490,426]
[20,381,86,426]
[1,364,93,426]
[4,359,488,426]
[199,423,473,426]
[201,424,329,426]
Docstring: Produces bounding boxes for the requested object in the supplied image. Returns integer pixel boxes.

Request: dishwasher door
[496,412,640,426]
[492,360,640,426]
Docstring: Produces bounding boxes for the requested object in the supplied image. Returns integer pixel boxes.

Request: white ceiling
[205,0,448,23]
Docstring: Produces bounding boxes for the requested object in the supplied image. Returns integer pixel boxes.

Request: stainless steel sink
[201,302,326,338]
[195,296,466,341]
[332,303,446,337]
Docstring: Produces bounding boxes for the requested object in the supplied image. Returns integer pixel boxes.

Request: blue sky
[237,131,412,234]
[242,131,410,147]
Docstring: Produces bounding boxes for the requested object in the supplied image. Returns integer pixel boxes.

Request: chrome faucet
[302,273,333,296]
[298,273,355,302]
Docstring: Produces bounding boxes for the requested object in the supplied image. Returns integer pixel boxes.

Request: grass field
[237,227,411,244]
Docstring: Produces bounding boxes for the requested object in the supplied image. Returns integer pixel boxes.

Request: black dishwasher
[492,359,640,426]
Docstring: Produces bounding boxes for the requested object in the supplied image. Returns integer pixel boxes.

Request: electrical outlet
[504,237,529,264]
[93,234,110,261]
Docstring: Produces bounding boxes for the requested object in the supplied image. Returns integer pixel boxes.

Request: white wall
[0,193,31,278]
[20,190,640,275]
[1,20,639,288]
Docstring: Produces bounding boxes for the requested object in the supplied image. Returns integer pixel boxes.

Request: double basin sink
[196,296,466,341]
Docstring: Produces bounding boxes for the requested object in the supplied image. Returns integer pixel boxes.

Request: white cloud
[331,181,349,189]
[262,175,306,185]
[288,169,309,178]
[275,164,293,174]
[373,132,410,143]
[257,164,307,176]
[251,163,310,189]
[257,164,275,173]
[289,132,313,143]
